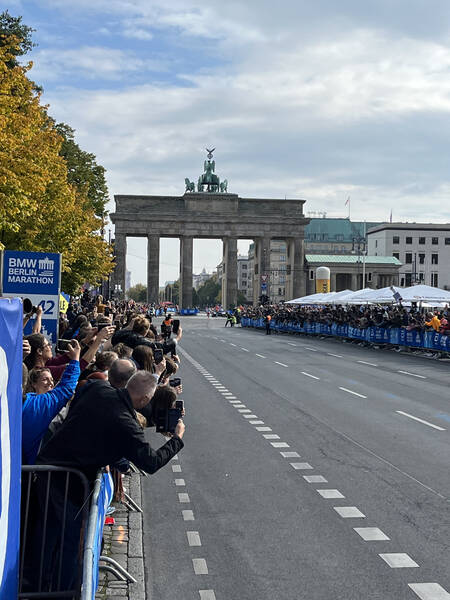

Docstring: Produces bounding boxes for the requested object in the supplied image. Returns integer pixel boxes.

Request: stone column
[351,273,358,290]
[147,235,160,304]
[112,232,126,299]
[252,236,271,305]
[222,237,238,309]
[179,236,193,308]
[286,237,306,300]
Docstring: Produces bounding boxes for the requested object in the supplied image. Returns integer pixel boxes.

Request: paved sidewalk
[95,472,146,600]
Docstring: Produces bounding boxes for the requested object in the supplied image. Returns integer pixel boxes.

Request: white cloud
[30,45,167,81]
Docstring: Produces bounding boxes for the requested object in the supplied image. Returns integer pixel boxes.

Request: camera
[23,298,37,314]
[169,377,181,388]
[154,348,164,364]
[172,319,180,334]
[154,406,182,434]
[56,339,71,352]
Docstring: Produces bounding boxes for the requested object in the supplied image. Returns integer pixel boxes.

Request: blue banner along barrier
[0,298,23,598]
[240,317,450,352]
[82,470,114,599]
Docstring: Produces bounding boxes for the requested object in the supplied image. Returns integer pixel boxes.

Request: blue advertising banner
[92,472,114,595]
[0,298,23,599]
[2,251,61,344]
[241,318,450,352]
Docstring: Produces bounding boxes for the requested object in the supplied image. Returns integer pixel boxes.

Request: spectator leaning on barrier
[35,370,185,591]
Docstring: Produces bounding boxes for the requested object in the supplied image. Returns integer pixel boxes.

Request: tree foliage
[127,283,147,302]
[195,277,221,307]
[0,11,35,67]
[55,122,109,217]
[0,41,114,294]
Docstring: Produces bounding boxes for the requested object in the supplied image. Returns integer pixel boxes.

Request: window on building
[431,273,439,287]
[405,253,412,264]
[400,277,405,286]
[335,234,344,241]
[241,264,247,269]
[419,253,425,264]
[393,236,400,244]
[419,237,426,244]
[419,272,424,282]
[279,276,286,284]
[392,252,400,260]
[309,270,314,280]
[445,238,450,245]
[432,237,439,245]
[367,272,372,282]
[279,264,286,271]
[405,236,412,244]
[405,273,412,286]
[375,240,378,248]
[279,255,286,262]
[432,253,438,264]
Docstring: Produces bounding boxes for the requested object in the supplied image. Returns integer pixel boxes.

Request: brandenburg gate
[110,150,309,307]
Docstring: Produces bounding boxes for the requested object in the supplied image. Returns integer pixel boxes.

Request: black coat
[37,380,183,482]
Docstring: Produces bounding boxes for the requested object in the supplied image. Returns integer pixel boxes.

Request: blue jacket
[22,360,80,464]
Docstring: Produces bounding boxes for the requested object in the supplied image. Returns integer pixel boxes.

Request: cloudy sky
[9,0,450,285]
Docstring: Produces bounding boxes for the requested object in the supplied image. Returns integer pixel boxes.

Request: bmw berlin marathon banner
[0,298,23,598]
[1,250,62,344]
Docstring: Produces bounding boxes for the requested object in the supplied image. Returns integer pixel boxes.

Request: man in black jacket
[35,371,185,594]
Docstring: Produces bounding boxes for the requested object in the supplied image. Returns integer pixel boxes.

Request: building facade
[367,223,450,289]
[305,218,383,255]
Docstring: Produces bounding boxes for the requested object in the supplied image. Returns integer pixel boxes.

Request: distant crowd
[242,304,450,334]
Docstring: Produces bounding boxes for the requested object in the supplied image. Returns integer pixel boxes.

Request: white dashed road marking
[301,371,320,380]
[354,527,390,541]
[192,559,209,575]
[172,465,182,473]
[357,360,378,367]
[305,347,318,352]
[339,387,367,399]
[290,462,312,469]
[178,493,190,503]
[187,531,202,547]
[250,420,265,425]
[398,370,426,379]
[396,411,446,431]
[288,342,297,346]
[327,353,343,358]
[255,354,266,358]
[317,489,345,499]
[271,442,290,448]
[275,361,289,367]
[303,475,327,483]
[408,583,450,599]
[334,506,365,518]
[379,553,419,568]
[182,510,195,521]
[263,434,280,439]
[241,347,249,352]
[255,426,271,431]
[174,479,186,486]
[281,452,300,458]
[199,590,217,600]
[243,414,258,419]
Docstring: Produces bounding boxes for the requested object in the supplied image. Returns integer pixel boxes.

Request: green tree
[0,10,35,67]
[128,283,147,302]
[55,122,109,217]
[196,277,221,307]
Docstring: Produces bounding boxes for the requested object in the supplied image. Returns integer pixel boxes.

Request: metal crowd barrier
[19,465,90,599]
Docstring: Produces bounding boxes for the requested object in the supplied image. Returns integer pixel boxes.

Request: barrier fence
[241,317,450,352]
[19,465,90,599]
[81,470,114,600]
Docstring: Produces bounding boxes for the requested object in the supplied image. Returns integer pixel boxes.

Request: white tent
[398,284,450,304]
[286,291,336,305]
[342,286,403,304]
[329,288,375,304]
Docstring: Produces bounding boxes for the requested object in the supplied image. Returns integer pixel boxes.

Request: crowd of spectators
[242,303,450,334]
[20,291,186,595]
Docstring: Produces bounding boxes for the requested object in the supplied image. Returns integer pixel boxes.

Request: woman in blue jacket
[22,340,81,465]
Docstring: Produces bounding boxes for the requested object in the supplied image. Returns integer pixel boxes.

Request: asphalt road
[142,315,450,600]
